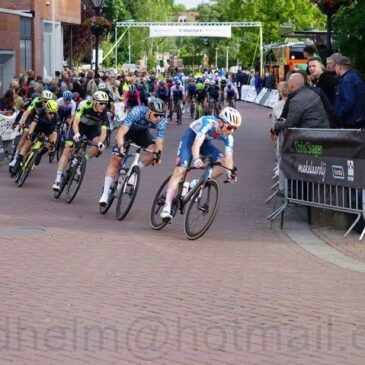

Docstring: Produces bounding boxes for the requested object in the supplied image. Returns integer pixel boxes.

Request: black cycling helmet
[148,97,166,114]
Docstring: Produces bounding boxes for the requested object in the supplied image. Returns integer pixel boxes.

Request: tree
[333,1,365,72]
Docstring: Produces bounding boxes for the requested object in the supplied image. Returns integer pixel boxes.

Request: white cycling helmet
[98,82,106,90]
[93,90,109,102]
[219,107,242,128]
[41,90,53,101]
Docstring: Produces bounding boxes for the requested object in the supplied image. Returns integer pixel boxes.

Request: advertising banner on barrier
[0,113,17,141]
[149,25,231,38]
[280,129,365,188]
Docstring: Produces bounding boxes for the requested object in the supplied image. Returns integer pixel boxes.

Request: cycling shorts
[34,121,56,137]
[67,123,101,144]
[176,128,223,168]
[112,128,155,156]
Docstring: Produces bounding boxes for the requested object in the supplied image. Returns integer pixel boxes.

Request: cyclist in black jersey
[52,91,109,191]
[12,100,59,174]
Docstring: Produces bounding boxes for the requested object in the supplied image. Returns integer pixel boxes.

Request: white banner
[149,25,231,38]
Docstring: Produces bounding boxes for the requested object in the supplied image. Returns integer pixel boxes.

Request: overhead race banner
[149,25,232,38]
[280,129,365,188]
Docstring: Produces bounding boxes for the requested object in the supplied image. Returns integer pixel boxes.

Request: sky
[174,0,210,9]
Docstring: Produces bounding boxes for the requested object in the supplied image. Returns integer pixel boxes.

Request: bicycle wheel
[184,179,220,240]
[115,166,140,220]
[99,183,116,214]
[17,152,37,188]
[150,175,172,230]
[65,157,87,203]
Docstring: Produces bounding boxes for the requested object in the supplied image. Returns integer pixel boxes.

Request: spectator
[308,58,338,105]
[334,56,365,128]
[272,73,329,133]
[254,72,262,95]
[303,44,320,60]
[0,88,16,112]
[269,81,289,123]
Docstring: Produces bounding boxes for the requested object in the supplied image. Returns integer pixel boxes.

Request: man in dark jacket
[334,56,365,128]
[272,73,329,133]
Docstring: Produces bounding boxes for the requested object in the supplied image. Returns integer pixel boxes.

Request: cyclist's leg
[161,129,195,218]
[134,129,156,167]
[53,127,75,189]
[99,144,123,205]
[200,141,225,179]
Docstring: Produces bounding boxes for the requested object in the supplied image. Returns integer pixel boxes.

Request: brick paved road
[0,103,365,364]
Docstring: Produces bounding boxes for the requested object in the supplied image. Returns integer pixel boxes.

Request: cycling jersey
[123,106,168,141]
[207,86,220,101]
[33,110,60,136]
[176,116,234,168]
[224,86,239,100]
[195,89,206,103]
[170,86,184,103]
[57,97,76,120]
[74,100,109,129]
[186,83,196,97]
[27,97,44,114]
[156,87,169,102]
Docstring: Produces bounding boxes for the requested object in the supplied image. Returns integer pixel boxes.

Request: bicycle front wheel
[65,157,87,203]
[184,179,220,240]
[115,166,140,220]
[17,152,37,187]
[150,175,171,230]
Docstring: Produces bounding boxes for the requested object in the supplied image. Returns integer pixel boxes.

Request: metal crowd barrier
[266,128,365,240]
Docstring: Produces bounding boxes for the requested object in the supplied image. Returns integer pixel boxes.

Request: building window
[20,17,32,72]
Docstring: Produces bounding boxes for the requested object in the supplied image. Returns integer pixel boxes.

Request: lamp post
[225,46,229,72]
[127,20,134,64]
[215,47,218,69]
[89,0,105,75]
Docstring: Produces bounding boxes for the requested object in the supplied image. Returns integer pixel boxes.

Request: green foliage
[333,1,365,72]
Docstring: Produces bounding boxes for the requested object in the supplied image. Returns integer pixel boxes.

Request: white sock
[137,161,145,169]
[164,189,175,210]
[13,151,19,160]
[55,170,63,183]
[103,176,114,195]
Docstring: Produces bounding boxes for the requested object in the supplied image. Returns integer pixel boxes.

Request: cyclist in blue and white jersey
[224,81,239,106]
[57,90,76,124]
[160,107,242,219]
[98,98,168,206]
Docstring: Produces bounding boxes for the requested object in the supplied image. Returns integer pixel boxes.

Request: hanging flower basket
[86,16,113,35]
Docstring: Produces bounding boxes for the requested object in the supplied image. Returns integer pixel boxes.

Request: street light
[127,20,134,64]
[215,47,218,69]
[89,0,106,75]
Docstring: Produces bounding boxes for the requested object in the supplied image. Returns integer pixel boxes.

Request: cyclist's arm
[72,114,81,135]
[28,121,37,136]
[19,108,31,127]
[155,139,164,155]
[116,124,129,149]
[99,126,108,144]
[192,135,205,161]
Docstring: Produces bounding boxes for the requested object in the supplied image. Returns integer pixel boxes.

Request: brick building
[0,1,81,95]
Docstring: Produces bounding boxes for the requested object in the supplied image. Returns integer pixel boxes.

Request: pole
[259,24,263,76]
[128,25,131,63]
[226,47,229,71]
[327,14,332,53]
[69,25,73,69]
[115,25,118,69]
[94,6,100,75]
[215,48,218,69]
[51,0,56,77]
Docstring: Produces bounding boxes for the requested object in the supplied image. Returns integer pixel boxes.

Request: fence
[240,85,278,108]
[267,128,365,240]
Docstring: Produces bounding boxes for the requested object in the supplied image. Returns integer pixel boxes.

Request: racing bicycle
[150,157,237,240]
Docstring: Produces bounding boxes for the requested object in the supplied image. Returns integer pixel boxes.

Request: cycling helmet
[63,90,73,101]
[227,81,232,88]
[173,76,179,83]
[45,99,59,113]
[136,83,144,90]
[148,97,166,114]
[196,83,204,91]
[41,89,53,101]
[159,80,165,86]
[210,80,215,86]
[219,107,242,128]
[204,79,210,85]
[93,90,109,103]
[175,80,181,86]
[129,84,137,92]
[98,82,106,90]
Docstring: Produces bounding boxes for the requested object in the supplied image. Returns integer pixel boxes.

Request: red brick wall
[0,13,20,75]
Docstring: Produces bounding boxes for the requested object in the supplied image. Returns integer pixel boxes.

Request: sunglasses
[153,113,163,118]
[97,102,108,106]
[47,112,56,115]
[225,125,236,131]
